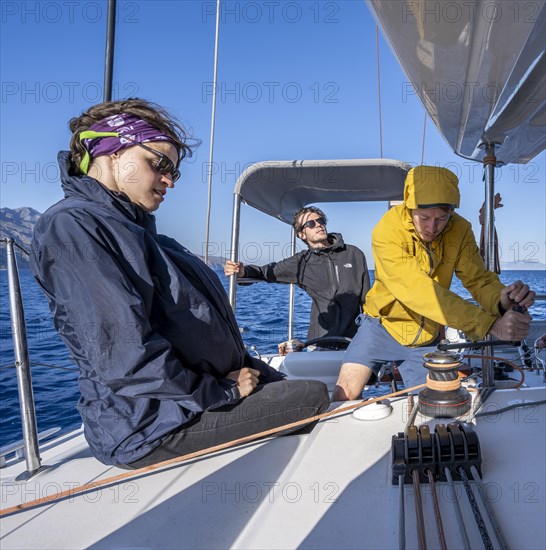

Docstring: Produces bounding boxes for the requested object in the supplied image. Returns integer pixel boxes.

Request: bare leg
[332,362,374,401]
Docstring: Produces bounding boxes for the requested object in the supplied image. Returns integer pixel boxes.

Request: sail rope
[470,465,510,550]
[398,475,406,550]
[427,469,447,550]
[412,469,428,550]
[458,466,495,550]
[444,467,472,550]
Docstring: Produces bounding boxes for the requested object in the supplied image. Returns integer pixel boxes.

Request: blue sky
[1,0,545,267]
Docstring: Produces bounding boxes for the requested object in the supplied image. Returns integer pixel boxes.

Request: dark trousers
[127,379,330,469]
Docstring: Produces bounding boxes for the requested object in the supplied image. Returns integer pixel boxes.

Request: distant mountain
[0,207,42,269]
[500,262,546,271]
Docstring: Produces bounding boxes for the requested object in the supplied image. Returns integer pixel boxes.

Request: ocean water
[1,268,545,447]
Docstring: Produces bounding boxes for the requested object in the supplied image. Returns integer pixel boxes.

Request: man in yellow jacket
[333,166,536,400]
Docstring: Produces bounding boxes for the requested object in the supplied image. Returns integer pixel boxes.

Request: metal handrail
[0,428,60,468]
[2,238,44,479]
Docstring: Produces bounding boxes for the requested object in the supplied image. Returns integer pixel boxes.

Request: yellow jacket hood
[404,166,460,209]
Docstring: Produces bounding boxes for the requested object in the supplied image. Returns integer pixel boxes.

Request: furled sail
[367,0,545,164]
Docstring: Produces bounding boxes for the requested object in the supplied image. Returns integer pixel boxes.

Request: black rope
[458,467,494,550]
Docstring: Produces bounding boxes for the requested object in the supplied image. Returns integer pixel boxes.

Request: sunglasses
[121,135,180,183]
[300,217,327,232]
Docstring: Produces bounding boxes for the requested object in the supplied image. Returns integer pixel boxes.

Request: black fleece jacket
[242,233,370,340]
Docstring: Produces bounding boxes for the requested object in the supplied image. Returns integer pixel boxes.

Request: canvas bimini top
[234,158,412,224]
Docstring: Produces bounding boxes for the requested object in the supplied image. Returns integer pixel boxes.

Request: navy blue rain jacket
[31,152,283,466]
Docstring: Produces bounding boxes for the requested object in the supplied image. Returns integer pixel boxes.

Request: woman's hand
[226,367,260,397]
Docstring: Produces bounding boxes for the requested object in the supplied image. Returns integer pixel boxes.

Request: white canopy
[234,158,412,224]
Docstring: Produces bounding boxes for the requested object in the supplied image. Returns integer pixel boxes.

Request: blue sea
[1,268,545,447]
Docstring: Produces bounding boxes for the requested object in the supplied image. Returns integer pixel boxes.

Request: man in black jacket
[224,207,370,342]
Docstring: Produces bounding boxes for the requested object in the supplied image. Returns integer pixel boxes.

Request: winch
[418,350,471,418]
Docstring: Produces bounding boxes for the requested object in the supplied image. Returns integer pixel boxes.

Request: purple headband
[81,113,177,162]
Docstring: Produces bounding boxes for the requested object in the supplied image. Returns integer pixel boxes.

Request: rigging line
[412,469,427,550]
[398,475,406,550]
[0,382,426,517]
[458,467,494,550]
[470,465,510,550]
[376,25,383,158]
[31,363,79,372]
[204,0,221,265]
[426,469,447,550]
[421,113,427,165]
[444,467,471,550]
[474,399,546,418]
[0,363,77,372]
[0,239,30,256]
[404,400,420,435]
[464,355,525,390]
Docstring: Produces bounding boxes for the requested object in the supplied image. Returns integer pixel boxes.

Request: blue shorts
[343,315,438,390]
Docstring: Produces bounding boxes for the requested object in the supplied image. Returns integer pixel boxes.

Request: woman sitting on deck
[30,98,329,468]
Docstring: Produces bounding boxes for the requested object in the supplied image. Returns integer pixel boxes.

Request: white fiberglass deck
[1,386,545,550]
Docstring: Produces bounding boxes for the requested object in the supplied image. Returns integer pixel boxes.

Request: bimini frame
[227,158,411,340]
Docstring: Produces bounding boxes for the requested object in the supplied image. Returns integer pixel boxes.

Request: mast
[103,0,117,102]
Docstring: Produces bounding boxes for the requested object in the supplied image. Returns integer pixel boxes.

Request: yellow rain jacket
[364,166,505,346]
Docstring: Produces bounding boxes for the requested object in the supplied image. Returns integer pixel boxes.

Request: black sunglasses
[300,217,327,232]
[122,135,180,182]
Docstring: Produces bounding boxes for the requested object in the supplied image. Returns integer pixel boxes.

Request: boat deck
[1,384,544,549]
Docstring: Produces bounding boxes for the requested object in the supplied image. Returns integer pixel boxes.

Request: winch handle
[437,339,521,351]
